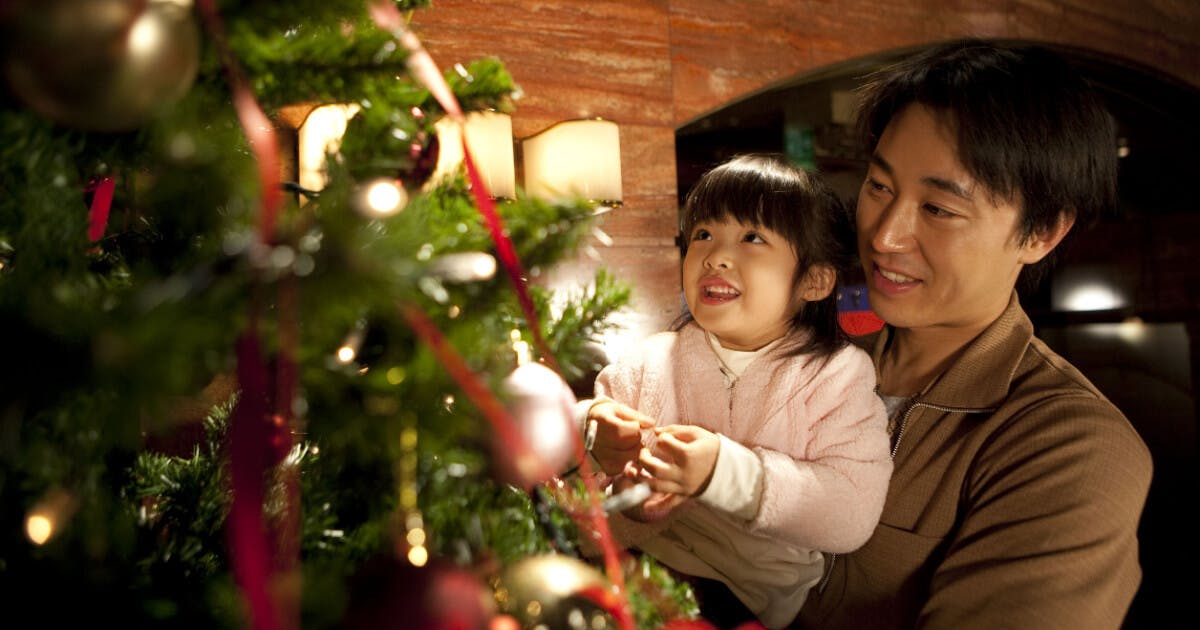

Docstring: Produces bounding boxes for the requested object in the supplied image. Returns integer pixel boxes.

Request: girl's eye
[743,232,766,244]
[692,229,711,241]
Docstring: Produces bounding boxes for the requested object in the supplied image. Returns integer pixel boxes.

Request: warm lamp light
[24,488,76,546]
[431,111,516,199]
[298,103,361,193]
[522,118,622,206]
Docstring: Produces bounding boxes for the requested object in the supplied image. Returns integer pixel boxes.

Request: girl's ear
[799,264,836,301]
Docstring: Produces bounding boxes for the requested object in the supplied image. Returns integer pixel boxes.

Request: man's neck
[877,324,986,397]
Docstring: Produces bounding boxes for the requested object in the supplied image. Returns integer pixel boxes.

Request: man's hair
[677,154,855,360]
[856,39,1119,288]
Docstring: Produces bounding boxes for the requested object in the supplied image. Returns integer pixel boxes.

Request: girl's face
[682,218,802,351]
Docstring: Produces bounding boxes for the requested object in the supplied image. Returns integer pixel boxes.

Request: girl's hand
[588,401,656,476]
[614,462,687,522]
[637,424,720,497]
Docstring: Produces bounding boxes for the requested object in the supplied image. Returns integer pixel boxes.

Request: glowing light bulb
[428,252,497,283]
[335,327,365,365]
[26,514,53,545]
[358,179,407,217]
[512,340,530,366]
[407,544,428,567]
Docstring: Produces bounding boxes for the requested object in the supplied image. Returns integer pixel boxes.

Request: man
[794,40,1152,629]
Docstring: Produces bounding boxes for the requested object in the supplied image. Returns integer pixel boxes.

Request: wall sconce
[297,103,361,194]
[522,118,622,207]
[298,107,621,209]
[430,110,516,199]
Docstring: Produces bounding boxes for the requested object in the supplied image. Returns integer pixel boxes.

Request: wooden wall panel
[412,1,673,129]
[409,0,1199,350]
[668,0,1200,126]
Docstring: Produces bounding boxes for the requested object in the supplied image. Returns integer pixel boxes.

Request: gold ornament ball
[494,555,618,630]
[2,0,200,132]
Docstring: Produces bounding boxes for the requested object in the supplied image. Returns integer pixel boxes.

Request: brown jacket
[795,293,1152,629]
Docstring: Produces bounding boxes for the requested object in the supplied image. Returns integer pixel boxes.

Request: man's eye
[923,204,953,217]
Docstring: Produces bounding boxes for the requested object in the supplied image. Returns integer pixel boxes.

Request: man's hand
[588,401,656,475]
[636,424,720,497]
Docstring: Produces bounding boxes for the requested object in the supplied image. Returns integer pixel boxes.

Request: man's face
[857,104,1051,334]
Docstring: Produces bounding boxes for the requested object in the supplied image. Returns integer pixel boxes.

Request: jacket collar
[869,292,1034,411]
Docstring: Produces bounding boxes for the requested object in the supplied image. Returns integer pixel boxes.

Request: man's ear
[799,264,837,301]
[1019,212,1075,265]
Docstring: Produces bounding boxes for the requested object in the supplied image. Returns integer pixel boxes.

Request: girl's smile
[698,276,741,304]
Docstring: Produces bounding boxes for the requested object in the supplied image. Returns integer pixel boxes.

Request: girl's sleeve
[574,346,647,463]
[577,340,684,550]
[750,345,893,553]
[592,346,642,407]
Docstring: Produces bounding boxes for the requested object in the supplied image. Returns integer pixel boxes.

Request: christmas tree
[0,1,699,627]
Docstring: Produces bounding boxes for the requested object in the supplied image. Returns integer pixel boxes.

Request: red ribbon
[196,2,291,628]
[400,304,549,483]
[577,584,637,630]
[400,305,628,630]
[368,4,631,621]
[86,177,115,242]
[460,139,559,373]
[227,332,282,630]
[367,0,557,370]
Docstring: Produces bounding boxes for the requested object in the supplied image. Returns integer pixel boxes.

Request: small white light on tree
[358,178,407,217]
[26,514,53,546]
[24,488,75,546]
[336,327,365,364]
[428,252,497,283]
[407,544,428,567]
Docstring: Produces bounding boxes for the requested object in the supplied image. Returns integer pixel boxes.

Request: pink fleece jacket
[592,322,892,627]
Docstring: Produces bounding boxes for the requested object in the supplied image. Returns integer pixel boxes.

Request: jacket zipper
[892,401,996,457]
[816,399,995,593]
[719,366,736,412]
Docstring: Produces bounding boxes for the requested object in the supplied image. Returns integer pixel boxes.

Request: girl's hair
[675,154,855,360]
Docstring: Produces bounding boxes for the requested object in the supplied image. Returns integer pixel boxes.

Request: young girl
[580,155,892,629]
